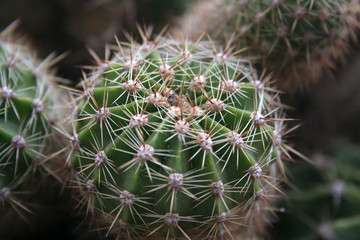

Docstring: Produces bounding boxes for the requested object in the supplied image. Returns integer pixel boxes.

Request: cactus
[58,28,300,239]
[276,142,360,240]
[180,0,360,91]
[0,22,66,216]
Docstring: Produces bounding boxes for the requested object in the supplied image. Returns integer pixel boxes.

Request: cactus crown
[62,29,291,239]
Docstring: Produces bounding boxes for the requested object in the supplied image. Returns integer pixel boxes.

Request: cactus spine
[181,0,360,91]
[59,28,296,239]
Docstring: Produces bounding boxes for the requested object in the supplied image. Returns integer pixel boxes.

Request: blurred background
[1,0,360,239]
[0,0,192,81]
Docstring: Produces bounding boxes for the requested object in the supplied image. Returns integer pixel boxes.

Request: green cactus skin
[180,0,360,92]
[0,22,65,216]
[276,142,360,240]
[61,29,296,239]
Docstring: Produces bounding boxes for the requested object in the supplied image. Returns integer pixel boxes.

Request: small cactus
[60,28,298,239]
[277,142,360,240]
[0,22,66,216]
[180,0,360,91]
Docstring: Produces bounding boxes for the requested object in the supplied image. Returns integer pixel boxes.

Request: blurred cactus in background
[0,20,62,209]
[181,0,360,92]
[0,21,78,239]
[275,142,360,240]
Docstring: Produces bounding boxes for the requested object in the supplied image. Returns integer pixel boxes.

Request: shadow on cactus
[181,0,360,92]
[58,27,302,239]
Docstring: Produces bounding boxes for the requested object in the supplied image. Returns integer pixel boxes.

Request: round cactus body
[65,32,291,239]
[181,0,360,91]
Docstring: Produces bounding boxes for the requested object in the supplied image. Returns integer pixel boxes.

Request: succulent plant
[180,0,360,92]
[0,21,66,216]
[57,27,302,239]
[276,141,360,240]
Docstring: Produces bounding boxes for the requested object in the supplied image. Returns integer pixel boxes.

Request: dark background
[0,0,191,81]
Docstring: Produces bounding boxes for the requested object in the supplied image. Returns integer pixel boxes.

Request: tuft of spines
[60,28,298,239]
[180,0,360,92]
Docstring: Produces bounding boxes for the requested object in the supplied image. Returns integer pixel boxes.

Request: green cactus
[0,22,65,216]
[58,28,299,239]
[276,142,360,240]
[180,0,360,92]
